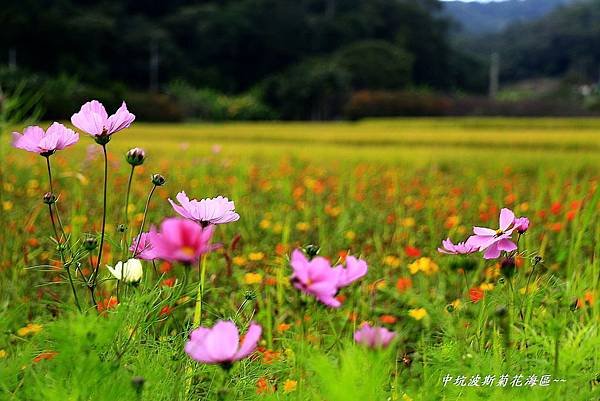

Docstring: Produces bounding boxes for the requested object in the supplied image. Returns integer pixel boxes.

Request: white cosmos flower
[107,258,143,283]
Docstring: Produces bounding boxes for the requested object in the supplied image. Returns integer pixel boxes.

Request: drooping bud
[83,237,98,251]
[126,147,145,166]
[43,192,57,205]
[151,174,165,186]
[500,257,517,278]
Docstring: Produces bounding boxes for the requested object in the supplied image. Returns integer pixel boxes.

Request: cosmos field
[0,117,599,400]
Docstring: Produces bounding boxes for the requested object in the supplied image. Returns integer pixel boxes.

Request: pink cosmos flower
[150,218,217,263]
[185,321,262,365]
[354,324,396,348]
[130,231,158,260]
[336,256,368,287]
[12,122,79,156]
[514,217,530,234]
[437,237,478,255]
[290,249,342,308]
[71,100,135,139]
[169,191,240,226]
[468,208,517,259]
[290,249,368,307]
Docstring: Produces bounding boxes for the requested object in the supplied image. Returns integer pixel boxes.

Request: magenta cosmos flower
[438,237,478,255]
[169,191,240,226]
[71,100,135,142]
[185,321,262,366]
[12,122,79,156]
[354,324,396,348]
[130,231,158,260]
[290,249,368,308]
[150,218,217,263]
[468,208,517,259]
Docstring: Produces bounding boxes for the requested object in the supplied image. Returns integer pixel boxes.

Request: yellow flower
[296,222,309,232]
[402,394,414,401]
[248,252,264,261]
[272,223,283,234]
[451,299,462,310]
[2,201,13,211]
[383,255,401,268]
[244,273,263,285]
[0,350,7,359]
[408,258,439,276]
[345,230,356,241]
[283,379,298,393]
[233,256,247,266]
[408,308,427,321]
[480,283,494,291]
[17,323,43,337]
[259,219,271,229]
[402,217,415,228]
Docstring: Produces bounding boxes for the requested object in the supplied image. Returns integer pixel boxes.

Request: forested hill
[461,0,600,82]
[443,0,573,34]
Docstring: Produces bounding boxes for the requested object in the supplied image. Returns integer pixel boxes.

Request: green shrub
[261,59,351,120]
[334,40,413,91]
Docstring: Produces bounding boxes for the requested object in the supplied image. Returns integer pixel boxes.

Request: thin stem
[192,253,209,327]
[132,184,157,258]
[91,145,109,299]
[121,165,135,257]
[46,156,81,312]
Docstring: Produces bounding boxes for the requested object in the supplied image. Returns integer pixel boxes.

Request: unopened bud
[83,237,98,251]
[43,192,57,204]
[117,224,127,233]
[126,148,145,166]
[151,174,165,186]
[304,244,320,259]
[500,257,517,278]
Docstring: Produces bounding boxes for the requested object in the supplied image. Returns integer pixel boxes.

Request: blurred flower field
[0,117,599,401]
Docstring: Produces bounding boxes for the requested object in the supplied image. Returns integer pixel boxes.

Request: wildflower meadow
[0,106,599,401]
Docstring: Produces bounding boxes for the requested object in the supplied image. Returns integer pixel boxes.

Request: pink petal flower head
[514,217,530,234]
[354,324,396,349]
[169,192,240,227]
[336,255,368,288]
[71,100,135,144]
[185,321,262,366]
[437,237,478,255]
[130,231,158,260]
[150,218,218,264]
[468,208,517,259]
[290,249,341,308]
[12,122,79,156]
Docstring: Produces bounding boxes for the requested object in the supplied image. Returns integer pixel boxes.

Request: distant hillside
[443,0,573,34]
[462,0,600,83]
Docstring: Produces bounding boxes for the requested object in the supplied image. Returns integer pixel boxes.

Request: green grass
[0,118,598,400]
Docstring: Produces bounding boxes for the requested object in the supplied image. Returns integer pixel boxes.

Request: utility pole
[489,52,499,99]
[149,42,159,92]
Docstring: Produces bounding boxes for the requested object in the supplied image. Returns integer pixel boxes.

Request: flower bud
[43,192,57,204]
[514,217,530,234]
[126,147,145,166]
[117,224,127,233]
[83,237,98,251]
[151,174,166,186]
[500,257,517,278]
[304,244,320,259]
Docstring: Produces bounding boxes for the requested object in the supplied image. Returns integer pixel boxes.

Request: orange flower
[33,351,58,363]
[379,315,397,324]
[162,277,176,287]
[396,277,413,292]
[159,262,173,274]
[283,379,298,393]
[159,305,173,317]
[277,322,292,332]
[256,377,274,394]
[551,202,562,215]
[97,297,118,315]
[549,222,563,232]
[566,210,577,221]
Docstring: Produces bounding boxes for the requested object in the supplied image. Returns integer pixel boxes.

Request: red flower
[469,288,484,303]
[396,277,413,292]
[551,202,562,215]
[162,277,176,287]
[97,296,118,315]
[404,246,421,258]
[159,305,173,317]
